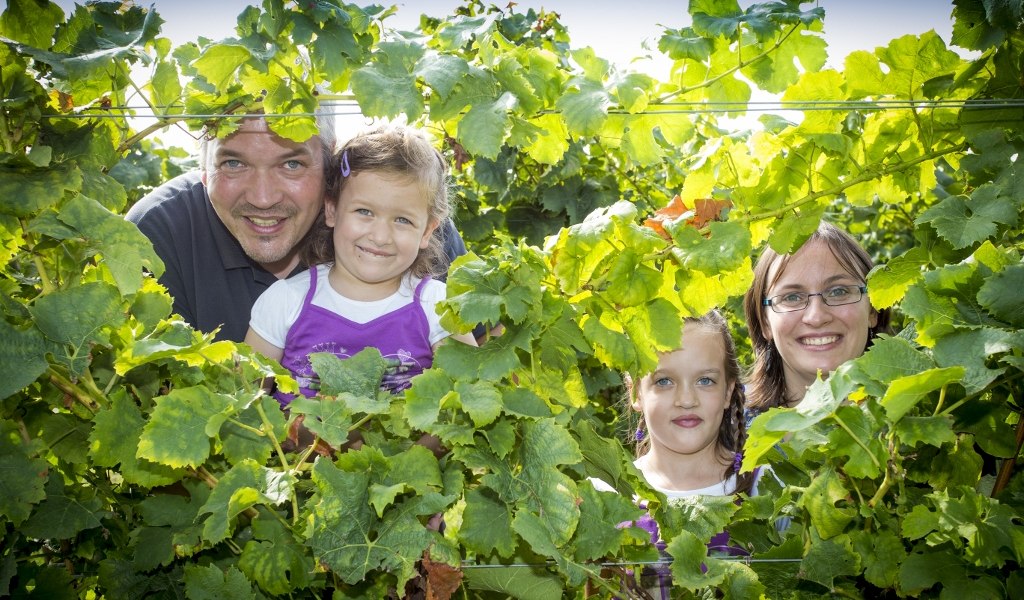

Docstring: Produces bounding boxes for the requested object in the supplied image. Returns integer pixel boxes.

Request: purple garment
[622,477,757,599]
[274,267,434,406]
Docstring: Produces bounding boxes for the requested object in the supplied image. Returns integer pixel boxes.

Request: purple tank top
[275,266,434,406]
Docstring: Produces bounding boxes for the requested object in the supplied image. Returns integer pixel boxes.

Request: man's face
[202,118,326,277]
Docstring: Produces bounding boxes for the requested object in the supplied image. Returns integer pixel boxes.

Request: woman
[743,222,891,413]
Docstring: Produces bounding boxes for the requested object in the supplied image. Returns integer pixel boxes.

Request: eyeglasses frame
[762,284,868,313]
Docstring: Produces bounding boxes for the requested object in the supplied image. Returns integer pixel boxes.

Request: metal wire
[35,98,1024,120]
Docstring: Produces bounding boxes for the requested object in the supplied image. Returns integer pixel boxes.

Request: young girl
[245,125,477,406]
[608,311,758,596]
[628,310,756,500]
[742,221,891,414]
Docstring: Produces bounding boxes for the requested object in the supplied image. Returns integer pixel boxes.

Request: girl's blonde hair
[303,124,451,278]
[626,310,756,496]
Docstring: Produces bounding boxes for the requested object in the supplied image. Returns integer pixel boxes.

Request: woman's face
[762,240,878,403]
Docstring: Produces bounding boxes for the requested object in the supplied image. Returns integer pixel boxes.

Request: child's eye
[696,376,715,386]
[396,216,413,226]
[653,376,673,387]
[355,208,372,216]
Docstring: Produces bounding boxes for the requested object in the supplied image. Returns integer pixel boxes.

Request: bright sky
[52,0,962,148]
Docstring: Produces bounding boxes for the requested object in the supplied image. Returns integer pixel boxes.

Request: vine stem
[932,383,948,415]
[832,413,881,470]
[654,23,800,105]
[47,368,100,413]
[992,407,1024,497]
[20,219,56,295]
[255,400,291,472]
[728,143,964,228]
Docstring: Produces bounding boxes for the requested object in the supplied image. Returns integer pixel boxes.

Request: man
[127,114,467,342]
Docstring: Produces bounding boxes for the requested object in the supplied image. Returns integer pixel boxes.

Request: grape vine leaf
[138,387,232,468]
[238,515,314,595]
[197,459,294,544]
[0,318,49,400]
[574,482,644,561]
[880,366,964,422]
[20,474,103,539]
[977,262,1024,327]
[58,194,163,294]
[801,534,861,591]
[89,390,182,487]
[668,529,726,589]
[0,420,49,525]
[916,187,1019,249]
[28,281,125,376]
[183,563,256,600]
[460,487,516,556]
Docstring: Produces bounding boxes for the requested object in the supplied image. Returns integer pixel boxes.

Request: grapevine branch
[654,23,800,105]
[729,143,965,227]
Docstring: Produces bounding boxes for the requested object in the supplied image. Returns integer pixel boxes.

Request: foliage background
[1,0,1022,598]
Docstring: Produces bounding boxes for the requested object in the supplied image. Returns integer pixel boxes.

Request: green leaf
[658,26,712,61]
[898,550,964,595]
[556,80,610,136]
[197,459,293,544]
[138,387,231,468]
[800,534,860,591]
[574,482,644,561]
[20,475,103,539]
[238,516,314,596]
[0,166,81,218]
[456,92,515,160]
[90,390,181,487]
[220,395,283,467]
[894,415,957,448]
[977,262,1024,327]
[287,395,354,448]
[460,487,516,556]
[691,0,743,38]
[916,187,1019,250]
[191,43,251,90]
[58,194,163,294]
[667,530,726,590]
[183,564,256,600]
[307,456,431,587]
[350,54,424,120]
[803,467,855,540]
[0,0,64,48]
[850,529,905,588]
[827,404,886,478]
[456,380,502,428]
[461,560,563,600]
[867,246,929,309]
[880,366,964,422]
[0,420,48,525]
[29,281,124,376]
[932,327,1012,393]
[0,318,49,400]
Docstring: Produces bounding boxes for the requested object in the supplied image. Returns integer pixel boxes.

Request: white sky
[51,0,961,149]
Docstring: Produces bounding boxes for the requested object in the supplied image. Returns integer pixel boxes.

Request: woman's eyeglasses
[763,285,867,313]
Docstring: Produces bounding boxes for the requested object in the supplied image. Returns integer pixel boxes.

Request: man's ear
[200,170,208,186]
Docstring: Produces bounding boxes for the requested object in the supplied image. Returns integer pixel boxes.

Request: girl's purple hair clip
[733,452,743,473]
[340,149,351,177]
